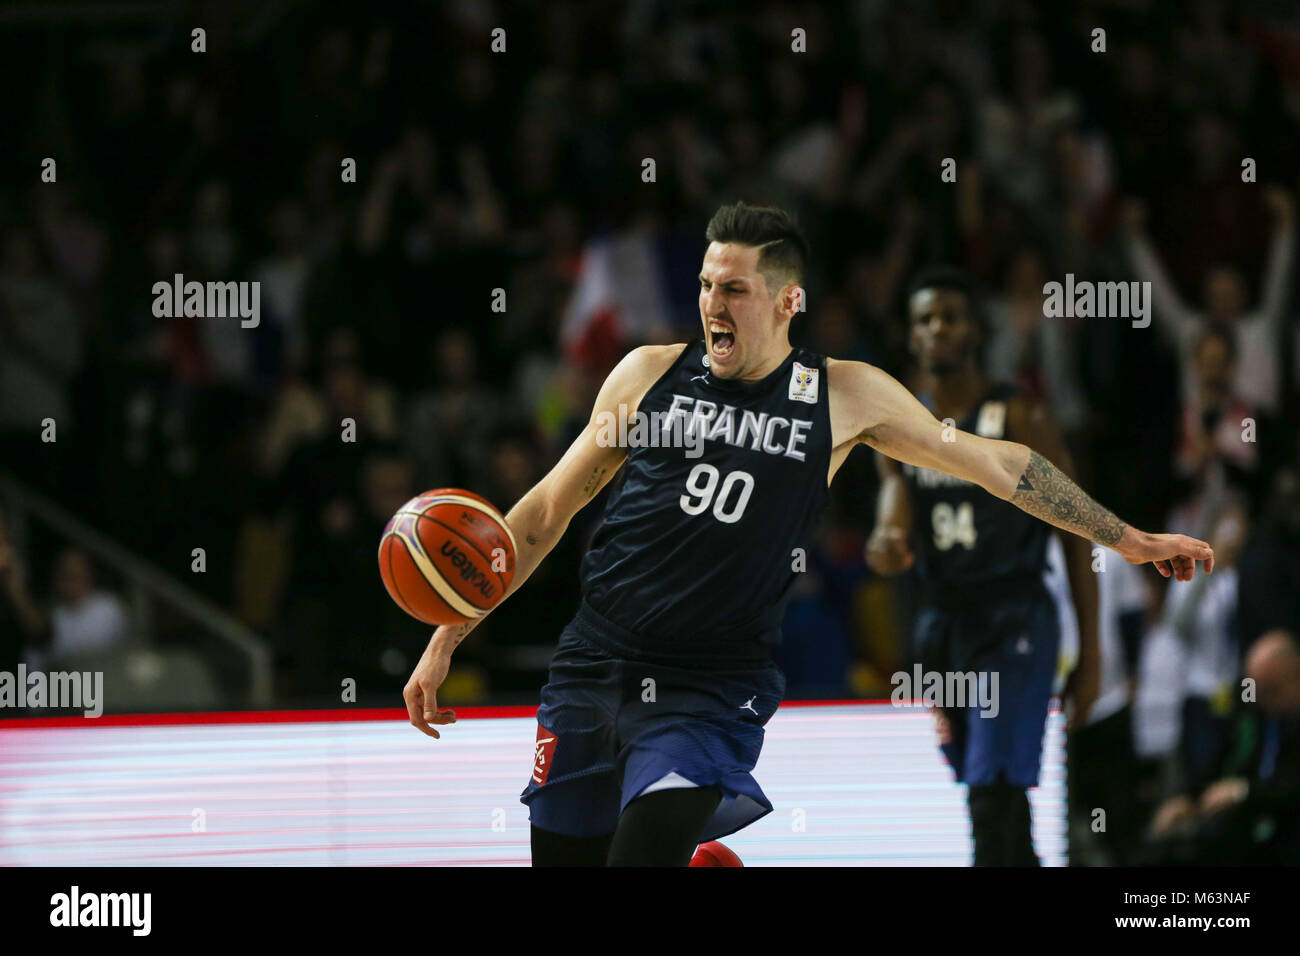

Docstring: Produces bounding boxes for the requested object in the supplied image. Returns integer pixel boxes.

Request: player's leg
[526,758,622,867]
[967,776,1035,866]
[520,630,622,866]
[1001,780,1037,865]
[934,706,1018,865]
[605,785,724,866]
[917,610,1004,861]
[964,592,1060,865]
[607,656,785,865]
[530,825,614,867]
[967,781,1008,865]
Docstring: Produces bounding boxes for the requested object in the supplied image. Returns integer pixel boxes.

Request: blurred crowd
[1,0,1299,860]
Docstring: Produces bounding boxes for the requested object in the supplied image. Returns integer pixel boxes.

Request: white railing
[0,472,272,707]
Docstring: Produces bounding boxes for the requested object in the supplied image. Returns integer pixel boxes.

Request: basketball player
[867,267,1098,866]
[403,203,1213,867]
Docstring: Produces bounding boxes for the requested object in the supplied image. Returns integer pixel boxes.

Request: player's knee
[606,786,723,867]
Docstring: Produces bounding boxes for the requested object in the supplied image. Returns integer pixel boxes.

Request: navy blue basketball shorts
[520,625,786,843]
[913,586,1060,788]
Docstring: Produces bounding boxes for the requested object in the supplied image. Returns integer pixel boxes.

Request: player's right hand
[1117,529,1214,581]
[1063,650,1100,733]
[403,643,457,739]
[866,527,914,576]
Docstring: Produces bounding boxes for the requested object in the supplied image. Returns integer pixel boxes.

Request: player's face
[698,242,794,380]
[908,288,978,375]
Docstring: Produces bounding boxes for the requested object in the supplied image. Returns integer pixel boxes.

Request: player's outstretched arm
[403,344,686,737]
[830,360,1214,584]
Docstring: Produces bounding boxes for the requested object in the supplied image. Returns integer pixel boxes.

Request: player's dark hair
[705,202,810,295]
[906,265,990,342]
[907,265,974,307]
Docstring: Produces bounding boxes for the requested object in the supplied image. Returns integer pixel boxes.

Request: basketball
[378,489,517,626]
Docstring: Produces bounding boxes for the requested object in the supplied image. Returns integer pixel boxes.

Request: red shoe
[689,841,744,866]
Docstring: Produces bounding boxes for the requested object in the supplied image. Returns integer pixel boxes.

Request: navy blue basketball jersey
[578,340,832,662]
[901,383,1050,594]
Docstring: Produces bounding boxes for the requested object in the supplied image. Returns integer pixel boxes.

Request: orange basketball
[378,488,517,626]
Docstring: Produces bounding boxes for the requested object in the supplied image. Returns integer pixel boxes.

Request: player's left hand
[1063,651,1100,733]
[403,643,458,739]
[1116,530,1214,581]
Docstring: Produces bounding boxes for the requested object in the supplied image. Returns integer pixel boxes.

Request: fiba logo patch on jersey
[788,361,819,404]
[532,724,558,784]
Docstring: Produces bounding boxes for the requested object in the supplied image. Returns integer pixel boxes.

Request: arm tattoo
[1010,451,1125,546]
[525,534,538,546]
[581,466,607,499]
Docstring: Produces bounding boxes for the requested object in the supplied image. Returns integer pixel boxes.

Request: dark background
[1,0,1298,863]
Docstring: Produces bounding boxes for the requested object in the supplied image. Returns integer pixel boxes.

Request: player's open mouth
[708,322,735,358]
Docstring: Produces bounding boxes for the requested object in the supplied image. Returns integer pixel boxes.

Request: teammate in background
[404,204,1213,867]
[866,268,1100,865]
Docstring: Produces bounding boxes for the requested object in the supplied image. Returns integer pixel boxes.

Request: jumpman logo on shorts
[739,697,758,715]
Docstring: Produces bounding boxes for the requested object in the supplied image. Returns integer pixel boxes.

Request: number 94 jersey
[901,382,1049,592]
[579,340,832,663]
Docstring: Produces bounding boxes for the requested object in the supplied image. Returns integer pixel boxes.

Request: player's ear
[781,282,802,317]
